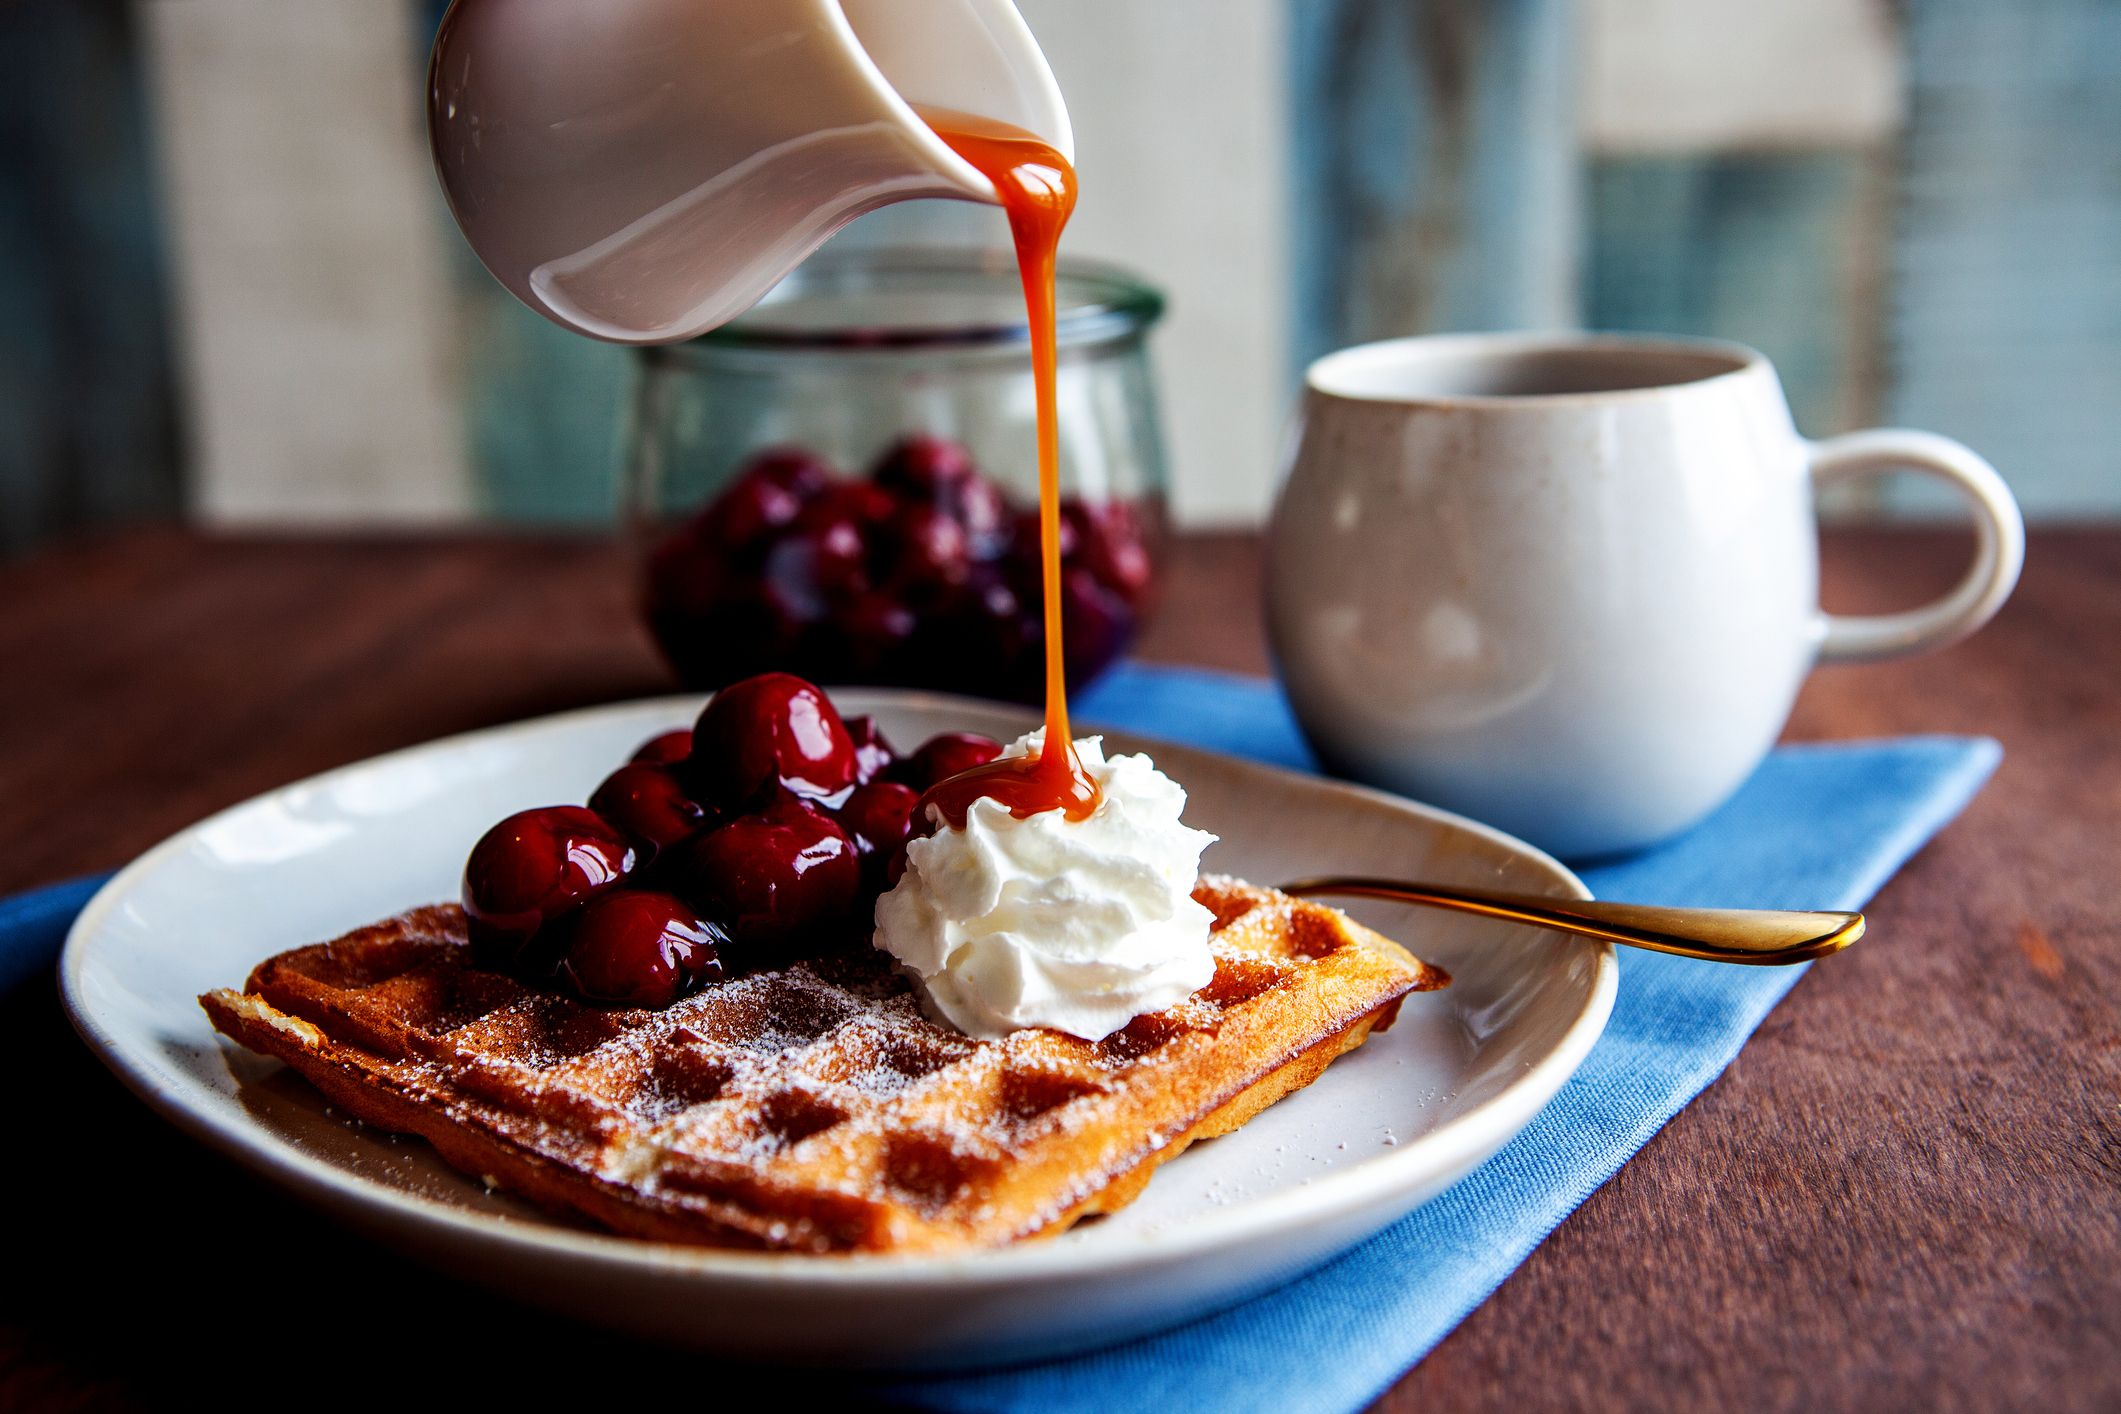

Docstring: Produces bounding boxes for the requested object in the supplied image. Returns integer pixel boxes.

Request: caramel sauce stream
[912,106,1100,828]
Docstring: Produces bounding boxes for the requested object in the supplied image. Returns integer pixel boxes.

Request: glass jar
[623,247,1168,703]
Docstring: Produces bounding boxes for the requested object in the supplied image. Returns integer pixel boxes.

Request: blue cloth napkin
[6,664,2000,1414]
[883,664,2000,1412]
[0,872,109,998]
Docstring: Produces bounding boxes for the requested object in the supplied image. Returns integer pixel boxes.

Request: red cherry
[872,434,977,497]
[825,591,917,681]
[882,504,973,595]
[1013,505,1078,566]
[1060,565,1137,679]
[757,536,835,622]
[950,475,1009,554]
[837,780,920,856]
[872,435,1006,550]
[883,807,942,888]
[690,449,829,551]
[844,715,898,784]
[462,806,636,968]
[782,518,871,602]
[643,520,730,619]
[1067,499,1155,602]
[795,479,895,533]
[700,473,803,551]
[589,763,710,855]
[717,579,812,664]
[631,730,693,767]
[689,672,859,810]
[560,891,726,1007]
[666,795,860,949]
[953,572,1038,696]
[649,575,812,692]
[900,732,1005,790]
[738,446,832,501]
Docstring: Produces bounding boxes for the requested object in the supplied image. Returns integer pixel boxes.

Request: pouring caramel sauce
[910,106,1101,828]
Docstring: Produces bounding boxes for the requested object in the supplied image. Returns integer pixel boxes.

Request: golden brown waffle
[201,876,1446,1254]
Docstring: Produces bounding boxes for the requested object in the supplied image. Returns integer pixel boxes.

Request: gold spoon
[1277,876,1863,965]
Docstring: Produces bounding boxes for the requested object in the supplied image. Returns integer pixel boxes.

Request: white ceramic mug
[1266,333,2024,859]
[429,0,1070,344]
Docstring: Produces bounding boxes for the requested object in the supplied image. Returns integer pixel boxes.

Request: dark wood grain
[0,527,2113,1411]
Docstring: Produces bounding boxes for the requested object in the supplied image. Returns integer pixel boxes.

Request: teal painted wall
[1586,151,1889,439]
[1289,0,1579,371]
[1886,0,2121,520]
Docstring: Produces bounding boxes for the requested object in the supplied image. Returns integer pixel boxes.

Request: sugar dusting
[215,880,1432,1251]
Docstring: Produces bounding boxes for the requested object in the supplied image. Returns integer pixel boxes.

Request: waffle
[201,876,1446,1254]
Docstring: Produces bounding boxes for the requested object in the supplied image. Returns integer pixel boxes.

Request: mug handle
[1807,429,2026,663]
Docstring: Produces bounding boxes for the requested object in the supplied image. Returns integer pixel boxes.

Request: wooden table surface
[1,526,2114,1411]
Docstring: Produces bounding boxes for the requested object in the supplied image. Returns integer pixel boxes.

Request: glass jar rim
[646,246,1165,359]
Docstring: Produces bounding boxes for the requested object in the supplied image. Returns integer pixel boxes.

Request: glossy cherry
[826,590,917,678]
[737,446,832,501]
[883,808,940,889]
[807,517,874,600]
[872,435,1005,549]
[589,763,710,856]
[949,473,1009,553]
[712,578,811,666]
[837,780,921,856]
[794,478,895,534]
[630,729,694,767]
[462,806,636,968]
[559,890,726,1007]
[643,521,729,622]
[948,571,1039,698]
[1060,565,1136,678]
[872,434,978,500]
[756,535,834,623]
[689,672,859,809]
[1012,504,1077,569]
[666,794,860,949]
[699,472,802,550]
[883,503,973,595]
[844,714,898,784]
[899,732,1005,790]
[1067,499,1155,601]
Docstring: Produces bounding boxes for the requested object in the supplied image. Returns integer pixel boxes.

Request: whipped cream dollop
[873,731,1218,1042]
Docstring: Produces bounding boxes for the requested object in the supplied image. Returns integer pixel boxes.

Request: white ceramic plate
[62,690,1615,1368]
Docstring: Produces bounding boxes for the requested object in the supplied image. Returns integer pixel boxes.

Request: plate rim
[60,688,1618,1289]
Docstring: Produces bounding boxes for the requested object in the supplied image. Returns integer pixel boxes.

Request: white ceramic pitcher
[429,0,1071,344]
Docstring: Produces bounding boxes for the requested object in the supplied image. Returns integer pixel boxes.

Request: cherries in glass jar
[643,438,1155,699]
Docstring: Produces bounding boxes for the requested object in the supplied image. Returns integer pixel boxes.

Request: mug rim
[1304,331,1768,408]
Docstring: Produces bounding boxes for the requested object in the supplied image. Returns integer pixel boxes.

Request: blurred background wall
[2,0,2116,555]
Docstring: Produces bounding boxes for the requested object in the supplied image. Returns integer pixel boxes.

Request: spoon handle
[1276,876,1862,965]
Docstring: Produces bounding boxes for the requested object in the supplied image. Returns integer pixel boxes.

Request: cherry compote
[844,714,898,784]
[688,671,858,810]
[559,890,726,1007]
[630,729,693,767]
[457,676,1044,1005]
[462,806,636,968]
[641,442,1154,698]
[665,792,860,951]
[898,732,1004,790]
[836,780,921,894]
[589,762,709,856]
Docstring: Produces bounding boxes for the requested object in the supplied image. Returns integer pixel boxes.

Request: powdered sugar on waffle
[202,881,1442,1252]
